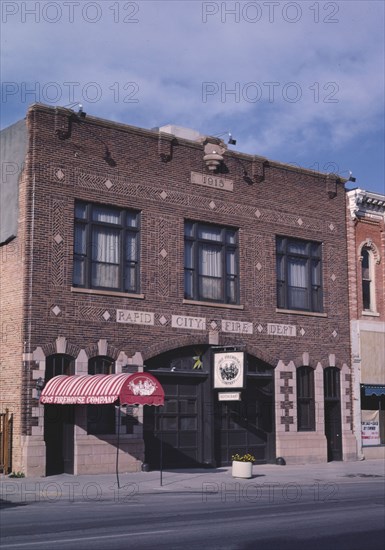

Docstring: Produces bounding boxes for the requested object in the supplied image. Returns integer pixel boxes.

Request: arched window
[297,366,315,431]
[45,354,74,381]
[87,356,116,435]
[361,247,374,311]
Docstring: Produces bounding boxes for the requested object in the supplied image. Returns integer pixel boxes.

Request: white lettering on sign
[171,315,206,330]
[218,392,241,401]
[267,323,296,337]
[116,309,154,326]
[191,171,233,192]
[221,320,253,334]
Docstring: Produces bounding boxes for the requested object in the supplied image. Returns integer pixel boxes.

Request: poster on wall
[214,352,244,389]
[361,410,380,446]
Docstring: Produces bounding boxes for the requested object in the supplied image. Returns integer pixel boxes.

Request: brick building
[0,103,357,476]
[347,189,385,459]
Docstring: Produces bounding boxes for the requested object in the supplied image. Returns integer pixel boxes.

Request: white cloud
[1,0,384,192]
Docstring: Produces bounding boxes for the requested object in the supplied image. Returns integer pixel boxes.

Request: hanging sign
[361,410,380,446]
[214,352,244,389]
[218,392,241,401]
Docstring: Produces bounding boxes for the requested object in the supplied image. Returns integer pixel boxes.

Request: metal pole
[116,405,121,489]
[160,409,163,486]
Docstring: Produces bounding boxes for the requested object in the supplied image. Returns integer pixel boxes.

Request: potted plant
[231,453,255,479]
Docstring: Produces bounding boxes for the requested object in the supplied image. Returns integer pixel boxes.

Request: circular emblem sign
[214,353,244,388]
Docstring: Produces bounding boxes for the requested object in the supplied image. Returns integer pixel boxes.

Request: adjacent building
[347,189,385,459]
[0,103,357,476]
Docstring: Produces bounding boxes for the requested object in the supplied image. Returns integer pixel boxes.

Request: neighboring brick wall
[0,160,32,470]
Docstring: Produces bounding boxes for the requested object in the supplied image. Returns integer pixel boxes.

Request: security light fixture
[348,171,356,183]
[228,133,237,145]
[35,377,44,396]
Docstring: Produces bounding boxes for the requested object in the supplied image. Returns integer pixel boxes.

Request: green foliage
[9,471,25,478]
[231,453,255,463]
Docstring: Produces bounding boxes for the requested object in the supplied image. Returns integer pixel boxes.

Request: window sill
[183,299,244,310]
[71,287,145,299]
[362,310,380,317]
[276,308,327,318]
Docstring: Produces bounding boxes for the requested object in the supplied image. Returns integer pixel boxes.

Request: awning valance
[363,385,385,397]
[40,373,164,406]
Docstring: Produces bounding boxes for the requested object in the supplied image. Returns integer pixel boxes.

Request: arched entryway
[324,367,343,461]
[44,354,75,475]
[143,346,275,468]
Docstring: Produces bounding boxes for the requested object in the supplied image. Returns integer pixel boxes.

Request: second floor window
[361,248,373,311]
[276,237,323,312]
[184,221,239,304]
[73,202,140,293]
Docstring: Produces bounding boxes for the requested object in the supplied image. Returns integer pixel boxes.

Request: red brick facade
[346,189,385,458]
[0,103,358,475]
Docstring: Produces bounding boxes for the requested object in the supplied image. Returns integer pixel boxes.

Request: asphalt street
[1,459,384,549]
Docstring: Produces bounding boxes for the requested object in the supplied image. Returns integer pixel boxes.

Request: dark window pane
[92,263,119,289]
[92,205,120,224]
[362,280,371,310]
[73,258,85,286]
[276,236,323,313]
[126,212,138,228]
[288,241,307,255]
[185,221,238,303]
[184,241,193,269]
[74,224,86,255]
[198,225,222,241]
[73,202,140,293]
[75,203,86,219]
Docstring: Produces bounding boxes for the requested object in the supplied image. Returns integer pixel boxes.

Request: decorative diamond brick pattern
[50,199,66,287]
[157,218,170,297]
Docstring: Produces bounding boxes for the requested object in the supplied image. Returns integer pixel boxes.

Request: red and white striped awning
[40,373,164,406]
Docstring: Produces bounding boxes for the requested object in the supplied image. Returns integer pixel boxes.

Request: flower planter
[232,460,253,479]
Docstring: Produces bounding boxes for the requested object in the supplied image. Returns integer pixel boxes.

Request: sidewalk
[1,459,384,504]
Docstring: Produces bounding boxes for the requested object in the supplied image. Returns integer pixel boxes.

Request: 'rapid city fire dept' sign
[214,352,244,389]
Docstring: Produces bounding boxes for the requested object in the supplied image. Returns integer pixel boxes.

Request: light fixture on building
[228,133,237,145]
[35,377,44,397]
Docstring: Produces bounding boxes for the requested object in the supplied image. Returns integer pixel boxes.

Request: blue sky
[1,0,384,195]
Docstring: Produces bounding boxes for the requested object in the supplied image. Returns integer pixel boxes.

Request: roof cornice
[347,188,385,221]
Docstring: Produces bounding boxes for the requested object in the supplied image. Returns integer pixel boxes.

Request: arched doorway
[324,367,342,461]
[143,346,275,468]
[44,354,75,475]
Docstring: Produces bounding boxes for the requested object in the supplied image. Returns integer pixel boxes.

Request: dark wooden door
[144,376,203,468]
[324,400,342,461]
[324,367,342,461]
[44,405,74,475]
[214,379,274,466]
